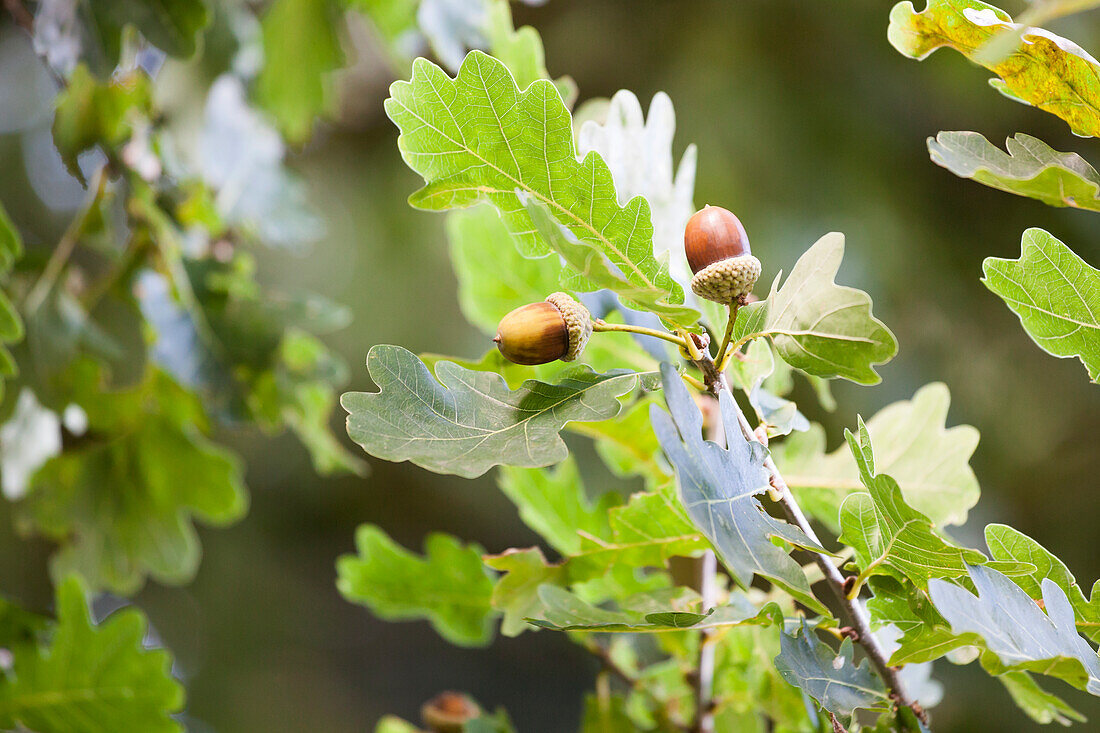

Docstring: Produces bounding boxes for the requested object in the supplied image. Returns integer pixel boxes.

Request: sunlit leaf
[385,51,693,327]
[777,383,980,530]
[982,228,1100,381]
[255,0,344,144]
[773,619,890,718]
[997,670,1087,726]
[733,233,897,384]
[929,565,1100,694]
[837,419,988,590]
[20,361,248,595]
[929,131,1100,211]
[889,0,1100,137]
[985,523,1100,643]
[336,524,496,646]
[482,0,575,105]
[342,345,647,478]
[0,577,183,732]
[650,363,828,614]
[498,458,618,556]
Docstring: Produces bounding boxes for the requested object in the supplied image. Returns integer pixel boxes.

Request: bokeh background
[2,0,1100,730]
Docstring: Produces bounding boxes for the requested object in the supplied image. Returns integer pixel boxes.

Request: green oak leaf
[374,715,421,733]
[498,458,618,556]
[448,204,562,333]
[385,51,692,326]
[341,344,647,478]
[526,199,700,325]
[998,670,1087,726]
[776,383,980,531]
[982,228,1100,381]
[732,232,897,384]
[336,524,496,646]
[726,339,809,437]
[580,693,635,732]
[88,0,210,61]
[486,484,706,635]
[889,0,1100,137]
[837,419,989,590]
[255,0,345,144]
[570,396,667,486]
[929,131,1100,211]
[650,363,828,614]
[52,65,153,183]
[20,362,248,595]
[985,524,1100,643]
[929,565,1100,694]
[773,619,890,718]
[866,577,978,665]
[0,201,24,398]
[0,577,183,732]
[527,585,778,633]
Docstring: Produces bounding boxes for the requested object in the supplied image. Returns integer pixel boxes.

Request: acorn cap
[545,292,592,361]
[690,254,761,305]
[684,205,751,274]
[421,691,480,732]
[493,293,591,365]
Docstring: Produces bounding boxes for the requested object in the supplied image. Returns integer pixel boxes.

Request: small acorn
[684,205,762,305]
[421,691,480,732]
[494,292,592,365]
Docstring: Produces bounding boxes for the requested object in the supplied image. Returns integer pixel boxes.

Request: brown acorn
[494,292,592,365]
[684,205,761,305]
[421,691,480,732]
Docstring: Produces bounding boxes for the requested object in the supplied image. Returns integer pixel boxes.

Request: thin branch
[593,319,691,349]
[581,637,637,688]
[3,0,33,33]
[713,304,739,369]
[690,348,929,727]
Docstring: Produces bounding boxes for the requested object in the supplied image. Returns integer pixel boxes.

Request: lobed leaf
[336,524,496,646]
[998,670,1087,725]
[773,619,890,718]
[650,363,828,614]
[929,131,1100,211]
[837,420,988,590]
[0,577,183,732]
[87,0,210,61]
[385,51,692,326]
[982,228,1100,381]
[889,0,1100,137]
[342,345,647,478]
[527,585,779,633]
[733,233,897,384]
[21,361,248,595]
[929,565,1100,694]
[985,524,1100,643]
[777,383,980,530]
[255,0,344,144]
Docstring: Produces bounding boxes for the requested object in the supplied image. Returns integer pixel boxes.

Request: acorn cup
[684,205,761,305]
[421,691,480,732]
[494,292,592,365]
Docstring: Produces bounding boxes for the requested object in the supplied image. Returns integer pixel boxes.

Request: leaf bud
[421,691,480,732]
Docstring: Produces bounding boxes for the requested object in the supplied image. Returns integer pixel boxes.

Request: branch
[3,0,33,34]
[690,346,929,728]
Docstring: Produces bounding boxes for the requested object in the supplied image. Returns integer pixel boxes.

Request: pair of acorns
[494,206,760,365]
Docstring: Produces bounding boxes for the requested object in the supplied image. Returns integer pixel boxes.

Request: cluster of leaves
[0,0,557,728]
[889,0,1100,381]
[329,6,1100,730]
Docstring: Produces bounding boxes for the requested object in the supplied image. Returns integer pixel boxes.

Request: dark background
[2,0,1100,730]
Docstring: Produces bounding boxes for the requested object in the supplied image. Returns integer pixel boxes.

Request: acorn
[421,691,480,732]
[684,205,762,305]
[494,292,592,365]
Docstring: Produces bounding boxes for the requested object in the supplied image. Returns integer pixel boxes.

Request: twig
[3,0,33,33]
[23,165,110,313]
[714,304,739,369]
[581,637,637,688]
[593,318,692,349]
[690,348,929,728]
